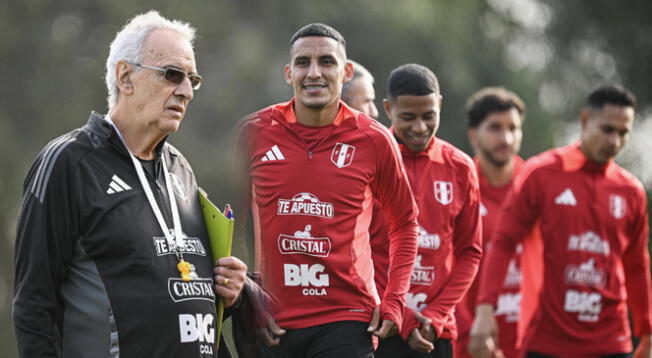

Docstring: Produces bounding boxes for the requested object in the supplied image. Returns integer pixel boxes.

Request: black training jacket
[14,112,226,358]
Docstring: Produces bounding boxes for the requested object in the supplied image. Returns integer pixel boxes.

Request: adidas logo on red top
[261,145,285,162]
[555,188,577,206]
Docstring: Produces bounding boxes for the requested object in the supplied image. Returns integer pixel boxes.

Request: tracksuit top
[372,136,483,341]
[478,143,652,357]
[241,99,419,329]
[455,156,524,358]
[14,112,221,358]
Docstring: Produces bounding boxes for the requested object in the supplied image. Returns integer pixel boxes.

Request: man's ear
[116,61,134,95]
[579,109,590,129]
[383,98,393,120]
[468,128,478,150]
[342,60,354,84]
[284,64,292,85]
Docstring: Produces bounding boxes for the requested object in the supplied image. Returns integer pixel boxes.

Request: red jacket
[241,99,418,329]
[455,156,524,358]
[478,143,652,357]
[372,136,482,341]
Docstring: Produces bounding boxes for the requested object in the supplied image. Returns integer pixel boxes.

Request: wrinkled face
[469,108,523,167]
[580,104,634,163]
[126,29,197,134]
[345,75,379,119]
[285,36,352,111]
[384,93,442,153]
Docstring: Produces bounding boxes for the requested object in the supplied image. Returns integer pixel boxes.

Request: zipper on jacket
[279,114,355,162]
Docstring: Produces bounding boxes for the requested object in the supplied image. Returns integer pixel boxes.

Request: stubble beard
[480,146,512,168]
[301,94,338,110]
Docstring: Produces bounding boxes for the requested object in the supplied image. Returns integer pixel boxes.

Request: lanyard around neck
[105,114,185,251]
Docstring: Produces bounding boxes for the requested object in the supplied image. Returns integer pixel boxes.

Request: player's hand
[408,327,435,353]
[213,256,247,308]
[413,310,436,342]
[367,306,397,338]
[258,313,286,347]
[469,304,502,358]
[633,335,652,358]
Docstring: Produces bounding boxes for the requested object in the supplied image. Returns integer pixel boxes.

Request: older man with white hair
[13,11,246,357]
[341,59,379,119]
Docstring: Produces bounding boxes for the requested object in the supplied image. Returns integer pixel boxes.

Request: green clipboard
[198,188,234,350]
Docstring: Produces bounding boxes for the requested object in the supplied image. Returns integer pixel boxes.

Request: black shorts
[526,351,631,358]
[259,320,374,358]
[374,335,453,358]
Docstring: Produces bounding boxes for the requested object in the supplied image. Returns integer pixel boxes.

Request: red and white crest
[434,181,453,205]
[330,143,355,168]
[609,194,626,219]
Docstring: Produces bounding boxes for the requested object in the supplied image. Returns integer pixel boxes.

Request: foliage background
[1,0,651,356]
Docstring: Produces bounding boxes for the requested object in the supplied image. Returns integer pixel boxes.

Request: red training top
[240,99,419,329]
[478,143,652,357]
[372,136,482,341]
[456,156,524,358]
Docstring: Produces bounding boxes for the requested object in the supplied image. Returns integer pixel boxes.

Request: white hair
[341,59,374,102]
[105,10,196,110]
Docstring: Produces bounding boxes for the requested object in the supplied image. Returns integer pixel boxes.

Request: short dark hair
[387,64,439,103]
[290,23,346,48]
[585,85,636,111]
[466,87,526,128]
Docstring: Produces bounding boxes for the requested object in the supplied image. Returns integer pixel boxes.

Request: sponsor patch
[496,292,521,322]
[277,192,334,219]
[503,258,522,287]
[406,292,428,312]
[417,226,440,250]
[284,263,330,296]
[278,225,332,257]
[564,289,602,322]
[154,232,206,257]
[411,255,435,286]
[168,278,215,303]
[564,258,606,288]
[567,231,610,256]
[178,313,215,349]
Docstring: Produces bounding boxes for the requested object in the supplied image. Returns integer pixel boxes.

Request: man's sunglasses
[129,62,202,90]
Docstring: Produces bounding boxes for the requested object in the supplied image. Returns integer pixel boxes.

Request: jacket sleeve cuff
[400,308,418,341]
[429,317,446,339]
[420,307,447,339]
[380,299,403,328]
[635,321,652,337]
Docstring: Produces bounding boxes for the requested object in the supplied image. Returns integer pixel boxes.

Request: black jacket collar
[84,111,168,158]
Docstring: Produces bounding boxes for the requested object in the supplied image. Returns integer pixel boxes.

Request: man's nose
[607,133,622,148]
[307,62,321,79]
[369,103,379,119]
[501,129,514,145]
[412,119,427,133]
[175,76,194,101]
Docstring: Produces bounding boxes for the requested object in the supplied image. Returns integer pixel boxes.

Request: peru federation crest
[434,181,453,205]
[609,194,626,219]
[331,143,355,168]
